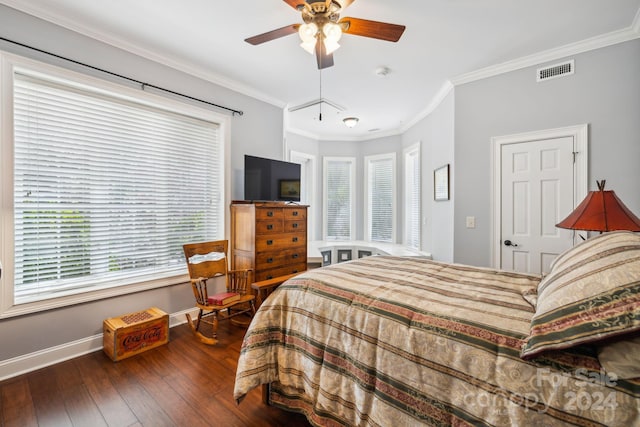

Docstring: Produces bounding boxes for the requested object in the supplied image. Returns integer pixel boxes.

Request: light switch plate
[466,216,476,228]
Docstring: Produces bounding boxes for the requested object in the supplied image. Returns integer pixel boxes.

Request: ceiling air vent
[537,60,574,82]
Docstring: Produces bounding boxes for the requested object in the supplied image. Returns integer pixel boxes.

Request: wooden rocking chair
[182,240,256,345]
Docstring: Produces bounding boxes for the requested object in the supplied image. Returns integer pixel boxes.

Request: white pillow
[598,337,640,380]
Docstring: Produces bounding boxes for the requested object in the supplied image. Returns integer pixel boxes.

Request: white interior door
[501,137,576,274]
[493,125,588,274]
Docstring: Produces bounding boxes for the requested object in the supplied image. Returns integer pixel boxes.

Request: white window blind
[404,145,421,249]
[324,157,355,240]
[11,72,223,303]
[366,154,395,242]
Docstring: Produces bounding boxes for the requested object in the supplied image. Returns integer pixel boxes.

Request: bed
[234,231,640,426]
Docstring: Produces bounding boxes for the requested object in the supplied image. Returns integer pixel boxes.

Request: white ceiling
[2,0,640,141]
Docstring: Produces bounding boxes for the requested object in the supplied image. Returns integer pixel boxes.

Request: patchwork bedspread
[234,256,640,426]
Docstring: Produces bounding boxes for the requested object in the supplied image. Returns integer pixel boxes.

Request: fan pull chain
[319,69,322,121]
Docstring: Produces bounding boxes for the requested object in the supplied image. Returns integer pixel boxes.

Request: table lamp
[556,180,640,232]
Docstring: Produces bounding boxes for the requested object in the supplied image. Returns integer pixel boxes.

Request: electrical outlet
[466,216,476,228]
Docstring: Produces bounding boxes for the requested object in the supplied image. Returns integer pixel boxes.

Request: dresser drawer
[284,219,306,233]
[256,232,306,252]
[284,208,306,220]
[255,208,284,220]
[256,248,306,270]
[255,219,284,234]
[231,203,308,285]
[255,262,307,282]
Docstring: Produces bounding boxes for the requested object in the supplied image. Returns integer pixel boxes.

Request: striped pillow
[521,231,640,359]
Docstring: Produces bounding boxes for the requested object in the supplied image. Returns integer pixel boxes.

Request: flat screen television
[244,155,301,202]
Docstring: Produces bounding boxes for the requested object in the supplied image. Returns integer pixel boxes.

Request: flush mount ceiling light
[343,117,359,128]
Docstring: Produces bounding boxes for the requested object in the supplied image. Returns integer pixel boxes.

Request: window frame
[403,143,421,249]
[289,150,317,241]
[322,156,356,241]
[364,152,397,243]
[0,51,231,318]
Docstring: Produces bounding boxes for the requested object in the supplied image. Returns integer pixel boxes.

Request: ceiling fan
[245,0,406,69]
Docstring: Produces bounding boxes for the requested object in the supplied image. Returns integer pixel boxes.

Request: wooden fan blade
[339,0,356,9]
[283,0,306,10]
[315,40,334,69]
[245,24,300,45]
[339,17,405,42]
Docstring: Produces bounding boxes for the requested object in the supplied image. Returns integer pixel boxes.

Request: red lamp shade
[556,180,640,232]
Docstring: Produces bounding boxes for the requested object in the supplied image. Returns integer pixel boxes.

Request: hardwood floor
[0,320,312,427]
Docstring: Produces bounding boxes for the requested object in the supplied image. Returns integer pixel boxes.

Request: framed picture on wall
[434,164,450,201]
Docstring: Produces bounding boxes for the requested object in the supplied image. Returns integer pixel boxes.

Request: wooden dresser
[230,202,308,282]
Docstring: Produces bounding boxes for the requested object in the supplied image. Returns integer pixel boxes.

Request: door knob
[504,239,519,247]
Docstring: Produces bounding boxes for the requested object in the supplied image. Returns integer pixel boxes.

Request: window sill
[0,272,190,319]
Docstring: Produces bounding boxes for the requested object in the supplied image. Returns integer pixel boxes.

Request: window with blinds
[365,153,396,242]
[323,157,355,240]
[6,65,224,306]
[404,145,421,249]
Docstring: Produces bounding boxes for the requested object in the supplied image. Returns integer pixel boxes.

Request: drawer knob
[267,240,273,245]
[292,223,298,228]
[292,254,299,259]
[292,237,298,243]
[267,211,274,217]
[267,258,273,263]
[267,275,273,280]
[292,211,299,216]
[267,224,273,230]
[292,269,299,273]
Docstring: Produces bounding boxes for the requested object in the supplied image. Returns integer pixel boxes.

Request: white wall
[0,5,283,363]
[401,92,455,262]
[454,39,640,267]
[2,3,639,377]
[286,40,640,266]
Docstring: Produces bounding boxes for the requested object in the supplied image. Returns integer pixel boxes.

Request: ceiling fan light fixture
[300,40,317,54]
[324,39,340,54]
[322,22,342,54]
[246,3,406,71]
[299,22,318,42]
[323,22,342,42]
[343,117,359,128]
[299,22,319,54]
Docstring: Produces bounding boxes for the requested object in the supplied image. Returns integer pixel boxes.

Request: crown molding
[286,127,320,141]
[451,23,640,87]
[0,1,286,109]
[400,81,454,134]
[402,8,640,137]
[286,125,402,142]
[4,0,639,141]
[633,5,640,33]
